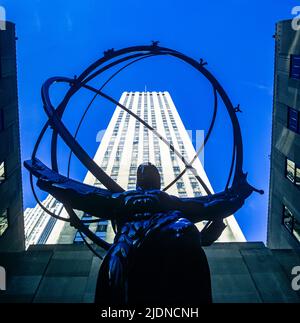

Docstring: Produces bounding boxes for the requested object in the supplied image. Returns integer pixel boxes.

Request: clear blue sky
[2,0,297,242]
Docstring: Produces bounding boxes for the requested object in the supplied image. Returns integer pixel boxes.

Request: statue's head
[136,162,161,190]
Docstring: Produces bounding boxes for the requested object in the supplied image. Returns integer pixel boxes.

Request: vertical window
[176,182,184,189]
[173,166,180,174]
[290,55,300,80]
[283,206,293,232]
[287,107,299,133]
[286,157,300,187]
[0,161,5,184]
[0,209,8,236]
[294,219,300,242]
[286,158,295,183]
[296,166,300,187]
[283,206,300,243]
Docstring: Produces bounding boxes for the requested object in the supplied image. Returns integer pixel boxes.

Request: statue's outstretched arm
[24,159,120,219]
[170,176,253,223]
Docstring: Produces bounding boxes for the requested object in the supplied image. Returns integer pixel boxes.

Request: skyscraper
[24,196,64,249]
[0,22,24,252]
[268,20,300,250]
[25,91,245,247]
[59,91,245,244]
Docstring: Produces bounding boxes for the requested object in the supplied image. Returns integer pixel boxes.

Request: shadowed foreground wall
[0,242,299,303]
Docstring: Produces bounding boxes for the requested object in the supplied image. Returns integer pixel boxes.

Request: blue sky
[2,0,297,242]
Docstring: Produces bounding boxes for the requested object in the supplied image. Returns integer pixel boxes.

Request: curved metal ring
[30,44,247,252]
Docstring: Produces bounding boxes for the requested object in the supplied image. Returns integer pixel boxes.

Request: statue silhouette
[24,159,253,305]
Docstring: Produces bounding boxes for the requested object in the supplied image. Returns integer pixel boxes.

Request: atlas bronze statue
[24,43,263,305]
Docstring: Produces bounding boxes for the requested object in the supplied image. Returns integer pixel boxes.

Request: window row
[287,106,299,134]
[290,55,300,80]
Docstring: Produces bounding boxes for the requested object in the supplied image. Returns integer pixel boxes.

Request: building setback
[0,22,24,252]
[268,19,300,250]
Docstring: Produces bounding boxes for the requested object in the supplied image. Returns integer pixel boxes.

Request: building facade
[268,20,300,249]
[24,196,64,249]
[0,22,24,252]
[25,91,245,247]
